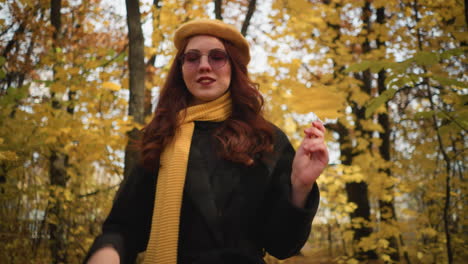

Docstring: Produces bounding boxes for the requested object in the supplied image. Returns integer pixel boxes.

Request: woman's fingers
[313,121,326,133]
[305,142,328,154]
[303,138,326,152]
[304,126,324,139]
[300,121,327,158]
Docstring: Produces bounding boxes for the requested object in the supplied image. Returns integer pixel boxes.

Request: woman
[85,19,328,264]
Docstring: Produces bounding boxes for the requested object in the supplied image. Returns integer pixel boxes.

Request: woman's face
[182,35,232,105]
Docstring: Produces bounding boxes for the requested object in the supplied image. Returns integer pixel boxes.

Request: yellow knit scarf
[144,92,232,264]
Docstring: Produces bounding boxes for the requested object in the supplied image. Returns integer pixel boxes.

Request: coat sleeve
[261,129,320,260]
[83,165,156,264]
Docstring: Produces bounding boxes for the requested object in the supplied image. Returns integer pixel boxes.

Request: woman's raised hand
[290,121,329,207]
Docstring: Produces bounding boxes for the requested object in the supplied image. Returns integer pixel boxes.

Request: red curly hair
[140,38,274,172]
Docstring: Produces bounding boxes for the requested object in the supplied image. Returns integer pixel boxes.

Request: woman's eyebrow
[185,48,226,52]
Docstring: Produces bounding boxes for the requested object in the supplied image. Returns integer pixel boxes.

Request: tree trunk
[412,1,453,262]
[48,1,69,262]
[338,1,379,261]
[349,67,376,261]
[465,0,468,26]
[51,0,61,41]
[330,121,377,260]
[214,0,223,20]
[377,102,401,262]
[124,0,145,179]
[322,0,377,260]
[375,6,401,263]
[49,151,69,264]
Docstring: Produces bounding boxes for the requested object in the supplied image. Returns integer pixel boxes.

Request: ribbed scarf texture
[144,92,232,264]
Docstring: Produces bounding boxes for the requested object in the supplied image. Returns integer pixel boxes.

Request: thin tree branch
[435,105,468,132]
[214,0,223,20]
[147,0,161,66]
[78,183,121,198]
[1,24,25,57]
[50,0,62,41]
[0,23,15,37]
[427,81,454,264]
[241,0,256,36]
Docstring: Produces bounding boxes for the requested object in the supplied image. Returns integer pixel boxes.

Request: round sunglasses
[180,49,229,70]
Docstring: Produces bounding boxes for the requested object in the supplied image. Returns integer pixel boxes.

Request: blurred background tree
[0,0,466,263]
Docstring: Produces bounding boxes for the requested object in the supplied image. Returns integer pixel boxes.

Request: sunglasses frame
[180,49,230,70]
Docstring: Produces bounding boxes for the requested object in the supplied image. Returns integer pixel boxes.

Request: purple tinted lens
[208,50,228,69]
[183,52,201,66]
[182,49,228,69]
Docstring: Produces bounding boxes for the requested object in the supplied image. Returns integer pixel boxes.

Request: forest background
[0,0,466,263]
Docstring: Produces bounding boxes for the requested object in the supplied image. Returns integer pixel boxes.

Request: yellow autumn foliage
[102,81,121,91]
[1,0,467,263]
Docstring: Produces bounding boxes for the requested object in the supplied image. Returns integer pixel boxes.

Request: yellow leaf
[342,230,354,242]
[0,151,18,161]
[360,119,384,132]
[45,136,57,144]
[350,87,371,107]
[145,47,157,56]
[64,190,73,202]
[50,82,67,93]
[102,81,121,91]
[378,239,390,249]
[289,87,345,119]
[344,203,357,213]
[289,0,311,12]
[421,227,438,237]
[382,254,391,261]
[68,67,80,75]
[60,127,71,134]
[284,117,297,134]
[417,252,424,259]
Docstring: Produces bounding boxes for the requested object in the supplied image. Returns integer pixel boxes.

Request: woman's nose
[198,56,211,71]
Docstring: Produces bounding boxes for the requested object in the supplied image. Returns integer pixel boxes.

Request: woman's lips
[197,76,215,85]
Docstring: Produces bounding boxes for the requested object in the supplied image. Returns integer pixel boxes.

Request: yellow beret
[174,19,250,65]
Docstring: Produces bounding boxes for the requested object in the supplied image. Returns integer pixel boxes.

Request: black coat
[84,121,320,264]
